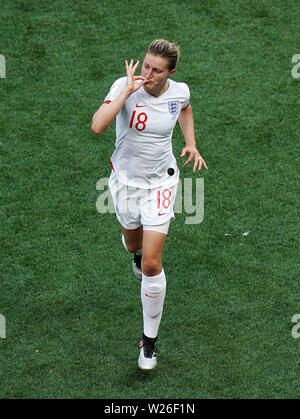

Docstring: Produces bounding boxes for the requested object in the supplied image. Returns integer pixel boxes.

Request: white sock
[141,269,166,338]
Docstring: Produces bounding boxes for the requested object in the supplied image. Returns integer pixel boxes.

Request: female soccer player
[91,39,208,370]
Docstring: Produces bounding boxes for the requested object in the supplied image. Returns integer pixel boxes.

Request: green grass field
[0,0,299,399]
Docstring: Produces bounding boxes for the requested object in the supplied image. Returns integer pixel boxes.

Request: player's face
[141,53,176,96]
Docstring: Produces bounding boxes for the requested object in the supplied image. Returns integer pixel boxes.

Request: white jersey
[104,77,190,189]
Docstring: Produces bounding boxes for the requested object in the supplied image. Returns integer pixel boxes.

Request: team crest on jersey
[168,101,179,116]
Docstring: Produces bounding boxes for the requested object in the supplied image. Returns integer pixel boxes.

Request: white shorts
[108,171,178,232]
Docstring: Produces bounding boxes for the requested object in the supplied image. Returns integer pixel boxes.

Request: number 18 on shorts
[139,183,178,226]
[108,171,178,228]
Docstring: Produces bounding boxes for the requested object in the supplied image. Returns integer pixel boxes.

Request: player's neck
[145,80,169,98]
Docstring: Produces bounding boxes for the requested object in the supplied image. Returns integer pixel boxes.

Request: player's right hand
[125,59,149,94]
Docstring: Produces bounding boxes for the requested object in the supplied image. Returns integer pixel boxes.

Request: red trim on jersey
[103,100,111,104]
[110,160,115,171]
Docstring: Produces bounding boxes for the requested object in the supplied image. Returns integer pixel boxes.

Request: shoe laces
[141,334,157,359]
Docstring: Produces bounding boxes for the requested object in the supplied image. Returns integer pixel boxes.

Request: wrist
[121,87,132,99]
[185,139,196,148]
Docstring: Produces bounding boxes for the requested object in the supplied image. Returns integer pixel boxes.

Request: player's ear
[169,68,176,77]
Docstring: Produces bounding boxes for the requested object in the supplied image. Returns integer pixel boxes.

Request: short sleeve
[181,83,190,109]
[104,77,127,103]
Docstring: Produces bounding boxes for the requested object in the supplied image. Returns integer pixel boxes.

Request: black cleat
[138,334,158,370]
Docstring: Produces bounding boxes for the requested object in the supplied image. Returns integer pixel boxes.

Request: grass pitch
[0,0,299,399]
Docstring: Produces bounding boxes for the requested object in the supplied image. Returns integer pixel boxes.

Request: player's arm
[178,103,208,171]
[91,90,130,135]
[91,60,149,135]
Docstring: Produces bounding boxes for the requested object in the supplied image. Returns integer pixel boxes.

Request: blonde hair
[146,39,180,71]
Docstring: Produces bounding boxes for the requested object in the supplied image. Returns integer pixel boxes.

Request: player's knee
[142,256,162,277]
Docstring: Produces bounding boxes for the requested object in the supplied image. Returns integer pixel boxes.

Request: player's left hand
[180,146,208,172]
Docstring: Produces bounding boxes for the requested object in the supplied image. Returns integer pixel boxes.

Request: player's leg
[141,229,166,277]
[138,226,169,370]
[121,225,143,254]
[109,171,144,279]
[121,226,143,280]
[121,225,168,370]
[137,183,177,370]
